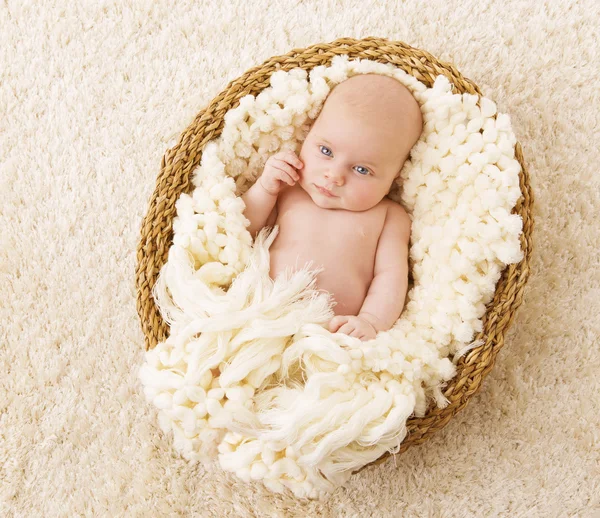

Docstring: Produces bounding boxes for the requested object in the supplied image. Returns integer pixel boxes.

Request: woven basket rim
[135,36,534,473]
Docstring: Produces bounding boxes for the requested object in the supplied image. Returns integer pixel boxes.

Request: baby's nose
[325,170,345,186]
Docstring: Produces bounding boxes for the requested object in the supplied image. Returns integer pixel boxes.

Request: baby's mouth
[315,184,337,197]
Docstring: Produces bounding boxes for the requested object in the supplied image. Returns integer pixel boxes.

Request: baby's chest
[274,194,385,258]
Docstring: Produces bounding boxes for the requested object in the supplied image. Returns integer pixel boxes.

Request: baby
[242,74,423,341]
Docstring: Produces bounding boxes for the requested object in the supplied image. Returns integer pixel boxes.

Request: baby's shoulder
[381,198,411,228]
[381,196,407,213]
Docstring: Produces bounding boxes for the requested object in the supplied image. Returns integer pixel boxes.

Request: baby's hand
[259,151,303,196]
[328,315,378,341]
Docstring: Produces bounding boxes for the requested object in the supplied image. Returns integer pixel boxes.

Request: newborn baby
[242,74,423,341]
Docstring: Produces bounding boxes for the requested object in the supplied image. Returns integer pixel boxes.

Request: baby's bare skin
[268,183,389,316]
[242,74,423,340]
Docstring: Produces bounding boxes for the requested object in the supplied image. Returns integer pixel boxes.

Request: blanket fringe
[139,226,457,498]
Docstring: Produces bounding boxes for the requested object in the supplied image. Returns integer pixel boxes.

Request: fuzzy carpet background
[1,1,599,516]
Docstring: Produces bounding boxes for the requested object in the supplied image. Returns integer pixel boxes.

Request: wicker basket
[135,37,534,471]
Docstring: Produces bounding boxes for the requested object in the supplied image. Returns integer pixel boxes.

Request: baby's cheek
[350,185,380,210]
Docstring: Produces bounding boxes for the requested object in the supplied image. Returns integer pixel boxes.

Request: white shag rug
[138,56,523,499]
[2,1,599,516]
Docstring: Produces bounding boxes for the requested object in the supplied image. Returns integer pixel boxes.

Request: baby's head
[298,74,423,211]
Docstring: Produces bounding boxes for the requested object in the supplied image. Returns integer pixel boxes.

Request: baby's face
[297,92,416,212]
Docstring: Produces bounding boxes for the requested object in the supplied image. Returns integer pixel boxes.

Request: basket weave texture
[135,37,534,469]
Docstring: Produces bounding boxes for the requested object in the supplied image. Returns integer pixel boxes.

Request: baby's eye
[354,166,370,176]
[319,145,332,157]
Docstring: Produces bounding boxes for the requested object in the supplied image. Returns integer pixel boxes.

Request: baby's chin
[309,193,364,211]
[312,197,343,209]
[299,181,343,209]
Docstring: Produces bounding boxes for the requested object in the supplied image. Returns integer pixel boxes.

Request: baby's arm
[241,180,278,238]
[242,151,303,238]
[358,203,411,332]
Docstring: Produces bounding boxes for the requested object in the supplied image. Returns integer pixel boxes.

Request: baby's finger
[278,151,304,170]
[338,323,355,336]
[328,316,348,332]
[273,160,300,181]
[270,165,294,184]
[349,329,364,338]
[275,169,296,186]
